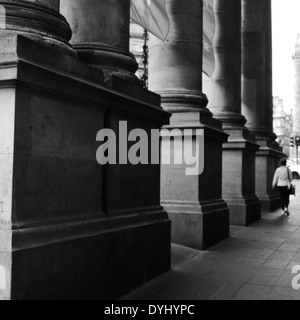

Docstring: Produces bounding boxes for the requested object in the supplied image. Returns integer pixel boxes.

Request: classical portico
[0,0,284,300]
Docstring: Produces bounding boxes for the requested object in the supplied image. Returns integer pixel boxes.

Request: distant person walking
[273,158,293,216]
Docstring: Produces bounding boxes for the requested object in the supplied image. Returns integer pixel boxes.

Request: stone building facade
[273,97,293,157]
[0,0,284,300]
[291,35,300,162]
[293,34,300,137]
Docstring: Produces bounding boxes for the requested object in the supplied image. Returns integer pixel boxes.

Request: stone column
[0,0,170,299]
[242,0,283,212]
[60,0,139,83]
[149,0,229,250]
[203,0,260,226]
[264,0,276,142]
[242,0,266,137]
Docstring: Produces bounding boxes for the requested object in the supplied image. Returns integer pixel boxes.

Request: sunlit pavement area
[122,181,300,301]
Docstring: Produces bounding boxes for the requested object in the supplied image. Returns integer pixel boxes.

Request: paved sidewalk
[122,181,300,300]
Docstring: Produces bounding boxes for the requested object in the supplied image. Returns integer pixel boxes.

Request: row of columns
[0,0,282,249]
[147,0,284,247]
[0,0,287,299]
[58,0,282,248]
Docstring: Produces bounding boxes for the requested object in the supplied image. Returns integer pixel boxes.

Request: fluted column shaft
[60,0,138,83]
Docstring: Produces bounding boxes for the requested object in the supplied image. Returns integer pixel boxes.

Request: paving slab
[121,181,300,301]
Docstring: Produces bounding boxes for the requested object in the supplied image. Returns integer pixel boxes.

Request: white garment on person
[273,166,292,187]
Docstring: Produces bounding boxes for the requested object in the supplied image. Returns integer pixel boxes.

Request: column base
[225,195,261,226]
[222,130,261,226]
[1,214,171,300]
[161,109,230,250]
[164,200,229,250]
[74,43,141,85]
[258,194,282,213]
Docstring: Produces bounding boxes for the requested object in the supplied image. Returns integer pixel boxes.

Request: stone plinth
[222,133,261,226]
[0,33,171,300]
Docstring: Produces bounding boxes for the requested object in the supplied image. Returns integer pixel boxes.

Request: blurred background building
[273,97,293,156]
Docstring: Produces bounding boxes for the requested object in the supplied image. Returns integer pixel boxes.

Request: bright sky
[272,0,300,113]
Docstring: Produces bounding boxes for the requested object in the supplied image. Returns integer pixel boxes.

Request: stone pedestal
[204,0,261,226]
[149,0,229,250]
[0,0,171,300]
[222,132,261,226]
[60,0,139,84]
